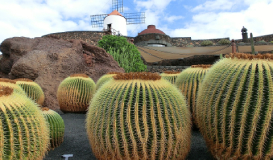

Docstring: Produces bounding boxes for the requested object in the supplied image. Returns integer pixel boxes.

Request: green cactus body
[57,74,96,112]
[0,86,50,160]
[175,65,211,126]
[0,78,26,95]
[41,107,65,150]
[96,72,121,91]
[15,78,45,106]
[196,53,273,159]
[86,72,191,160]
[160,71,181,84]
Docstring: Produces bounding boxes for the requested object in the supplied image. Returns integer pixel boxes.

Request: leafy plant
[98,35,147,73]
[201,40,213,46]
[217,39,230,45]
[256,40,267,44]
[270,41,273,43]
[186,44,194,47]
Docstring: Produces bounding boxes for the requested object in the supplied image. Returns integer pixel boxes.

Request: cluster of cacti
[41,107,65,150]
[196,52,273,159]
[160,71,181,84]
[0,78,26,95]
[57,74,96,112]
[15,78,45,105]
[175,64,211,126]
[0,85,49,160]
[86,72,191,160]
[95,72,121,91]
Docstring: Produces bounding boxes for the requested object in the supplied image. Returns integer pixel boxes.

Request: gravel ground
[43,113,214,160]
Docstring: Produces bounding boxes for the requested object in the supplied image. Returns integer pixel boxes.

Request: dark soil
[43,113,215,160]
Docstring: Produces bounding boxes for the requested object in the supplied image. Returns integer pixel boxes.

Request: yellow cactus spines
[41,107,65,150]
[86,72,191,160]
[196,53,273,159]
[0,86,50,160]
[175,64,211,126]
[0,78,26,95]
[96,72,121,91]
[160,71,181,84]
[57,73,96,112]
[15,78,45,105]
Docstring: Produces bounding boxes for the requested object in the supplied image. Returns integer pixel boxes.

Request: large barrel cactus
[96,72,121,91]
[196,53,273,159]
[0,78,26,95]
[0,85,50,160]
[175,64,211,125]
[41,107,65,150]
[86,72,191,160]
[57,74,96,112]
[15,78,45,105]
[160,71,181,84]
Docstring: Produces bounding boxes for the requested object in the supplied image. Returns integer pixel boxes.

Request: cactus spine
[175,64,211,126]
[86,72,191,160]
[0,86,50,160]
[15,78,45,105]
[57,74,96,112]
[196,53,273,159]
[250,32,255,54]
[96,72,121,91]
[160,71,181,84]
[41,107,65,150]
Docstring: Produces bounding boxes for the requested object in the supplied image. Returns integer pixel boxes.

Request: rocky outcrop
[0,37,125,112]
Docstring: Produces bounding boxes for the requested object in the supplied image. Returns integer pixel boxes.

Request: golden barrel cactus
[196,53,273,159]
[0,78,26,95]
[57,74,96,112]
[160,71,181,84]
[86,72,191,160]
[96,72,121,91]
[175,64,211,125]
[41,107,65,150]
[15,78,45,105]
[0,85,50,160]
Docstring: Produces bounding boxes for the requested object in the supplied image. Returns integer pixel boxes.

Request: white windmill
[90,0,145,36]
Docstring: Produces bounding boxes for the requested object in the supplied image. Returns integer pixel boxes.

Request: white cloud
[164,15,184,23]
[167,0,273,40]
[192,0,237,12]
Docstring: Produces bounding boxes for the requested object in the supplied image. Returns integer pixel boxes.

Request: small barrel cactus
[0,85,50,160]
[15,78,45,105]
[86,72,191,160]
[175,64,211,125]
[57,73,96,112]
[0,78,26,95]
[41,107,65,150]
[96,72,121,91]
[196,53,273,159]
[160,71,181,84]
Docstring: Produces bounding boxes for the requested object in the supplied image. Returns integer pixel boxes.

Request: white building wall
[103,15,127,36]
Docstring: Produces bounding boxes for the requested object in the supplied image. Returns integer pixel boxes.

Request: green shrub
[98,35,147,72]
[270,41,273,43]
[201,40,213,46]
[217,39,230,45]
[186,44,194,47]
[256,40,267,44]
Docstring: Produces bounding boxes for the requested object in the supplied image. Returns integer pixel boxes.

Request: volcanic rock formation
[0,36,125,112]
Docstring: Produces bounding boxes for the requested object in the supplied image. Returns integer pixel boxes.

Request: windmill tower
[90,0,145,36]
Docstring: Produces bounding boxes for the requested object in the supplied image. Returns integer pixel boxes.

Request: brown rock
[0,37,124,112]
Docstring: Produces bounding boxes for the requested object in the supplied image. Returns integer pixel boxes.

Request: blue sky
[0,0,273,55]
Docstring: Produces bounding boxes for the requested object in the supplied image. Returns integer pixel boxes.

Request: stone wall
[147,65,190,73]
[42,31,106,46]
[171,37,230,47]
[235,33,273,43]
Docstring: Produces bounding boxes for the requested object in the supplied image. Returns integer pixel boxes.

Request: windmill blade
[112,0,123,13]
[124,12,145,25]
[90,14,108,28]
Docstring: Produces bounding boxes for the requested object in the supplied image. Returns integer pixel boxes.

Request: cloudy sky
[0,0,273,54]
